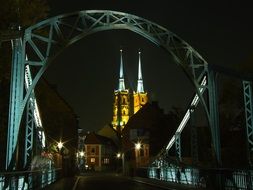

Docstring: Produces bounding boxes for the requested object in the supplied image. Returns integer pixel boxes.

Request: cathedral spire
[118,49,126,91]
[137,51,144,93]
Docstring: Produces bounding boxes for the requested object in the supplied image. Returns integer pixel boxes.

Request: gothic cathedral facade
[112,50,148,132]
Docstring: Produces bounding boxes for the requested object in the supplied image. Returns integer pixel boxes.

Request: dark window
[91,147,95,154]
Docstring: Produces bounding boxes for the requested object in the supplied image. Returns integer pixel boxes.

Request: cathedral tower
[112,50,130,132]
[133,51,148,113]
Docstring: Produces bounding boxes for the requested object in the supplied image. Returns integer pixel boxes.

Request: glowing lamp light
[117,153,121,158]
[79,151,84,157]
[57,141,63,150]
[135,142,141,150]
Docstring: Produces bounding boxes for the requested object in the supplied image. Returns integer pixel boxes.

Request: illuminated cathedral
[112,50,148,132]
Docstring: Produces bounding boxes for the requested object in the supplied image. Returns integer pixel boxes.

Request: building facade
[84,132,117,171]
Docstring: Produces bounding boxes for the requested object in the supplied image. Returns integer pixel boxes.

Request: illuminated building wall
[133,92,148,114]
[112,90,130,132]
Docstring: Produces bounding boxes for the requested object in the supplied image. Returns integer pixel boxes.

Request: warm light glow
[135,142,141,150]
[79,151,84,157]
[57,141,63,150]
[117,153,121,158]
[91,158,95,163]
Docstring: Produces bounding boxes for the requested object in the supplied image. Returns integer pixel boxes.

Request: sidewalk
[130,176,205,190]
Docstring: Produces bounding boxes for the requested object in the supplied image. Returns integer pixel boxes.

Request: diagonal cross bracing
[24,65,45,153]
[166,75,207,151]
[10,10,212,171]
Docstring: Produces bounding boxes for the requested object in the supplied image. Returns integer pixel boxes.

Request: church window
[122,97,126,104]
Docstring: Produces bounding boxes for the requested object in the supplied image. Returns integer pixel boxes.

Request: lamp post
[76,151,85,172]
[134,142,141,168]
[56,141,64,169]
[118,141,142,176]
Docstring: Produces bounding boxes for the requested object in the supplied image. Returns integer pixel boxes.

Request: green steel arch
[7,10,221,169]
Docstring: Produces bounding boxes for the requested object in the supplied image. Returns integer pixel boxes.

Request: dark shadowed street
[43,172,198,190]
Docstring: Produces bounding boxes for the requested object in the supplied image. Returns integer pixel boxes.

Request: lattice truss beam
[8,10,212,170]
[6,38,45,169]
[24,65,45,168]
[21,10,210,129]
[243,81,253,164]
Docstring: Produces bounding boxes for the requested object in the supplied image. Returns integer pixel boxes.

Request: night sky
[44,1,253,132]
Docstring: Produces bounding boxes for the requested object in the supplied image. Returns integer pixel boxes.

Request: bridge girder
[7,10,220,170]
[243,81,253,165]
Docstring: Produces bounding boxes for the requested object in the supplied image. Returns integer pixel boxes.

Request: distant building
[112,50,148,133]
[112,49,131,133]
[122,101,178,172]
[97,124,120,147]
[84,132,117,171]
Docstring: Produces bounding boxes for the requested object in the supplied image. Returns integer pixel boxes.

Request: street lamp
[116,153,121,159]
[120,142,142,176]
[57,141,63,151]
[55,141,64,169]
[77,151,85,172]
[79,151,84,157]
[134,142,142,168]
[135,142,141,150]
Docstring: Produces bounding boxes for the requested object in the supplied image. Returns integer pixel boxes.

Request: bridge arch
[23,10,209,120]
[8,10,220,169]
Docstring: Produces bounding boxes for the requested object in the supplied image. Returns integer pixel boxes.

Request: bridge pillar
[243,81,253,166]
[208,70,221,166]
[6,37,24,170]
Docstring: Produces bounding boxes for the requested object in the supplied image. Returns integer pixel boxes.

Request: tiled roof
[84,132,115,146]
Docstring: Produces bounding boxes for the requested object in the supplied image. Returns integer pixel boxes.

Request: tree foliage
[0,0,49,30]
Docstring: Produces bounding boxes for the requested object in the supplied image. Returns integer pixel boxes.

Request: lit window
[104,158,109,164]
[91,158,95,163]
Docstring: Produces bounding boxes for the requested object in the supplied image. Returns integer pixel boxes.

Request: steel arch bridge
[4,10,253,173]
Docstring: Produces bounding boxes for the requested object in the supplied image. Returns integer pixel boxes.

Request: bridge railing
[0,168,62,189]
[146,167,253,189]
